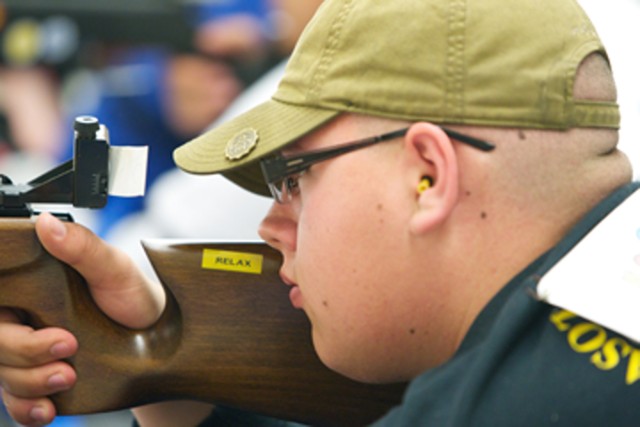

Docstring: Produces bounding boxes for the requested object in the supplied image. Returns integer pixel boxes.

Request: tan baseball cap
[173,0,620,197]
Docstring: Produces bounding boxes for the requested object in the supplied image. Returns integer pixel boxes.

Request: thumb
[35,212,166,329]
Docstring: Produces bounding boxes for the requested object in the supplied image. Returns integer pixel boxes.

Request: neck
[435,156,631,353]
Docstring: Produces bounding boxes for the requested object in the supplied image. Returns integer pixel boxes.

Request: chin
[328,358,414,384]
[312,334,414,384]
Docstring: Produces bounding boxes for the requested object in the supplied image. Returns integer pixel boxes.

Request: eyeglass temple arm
[261,126,494,184]
[440,126,496,151]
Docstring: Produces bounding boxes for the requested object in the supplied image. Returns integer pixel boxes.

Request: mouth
[280,272,303,309]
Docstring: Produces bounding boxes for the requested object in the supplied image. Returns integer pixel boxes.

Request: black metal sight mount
[0,116,109,217]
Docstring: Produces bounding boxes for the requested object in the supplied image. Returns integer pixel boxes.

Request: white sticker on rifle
[108,146,148,197]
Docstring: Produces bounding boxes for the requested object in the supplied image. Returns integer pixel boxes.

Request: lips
[280,271,303,309]
[288,286,303,308]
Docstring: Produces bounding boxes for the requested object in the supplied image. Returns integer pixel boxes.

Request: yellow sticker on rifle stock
[201,249,264,275]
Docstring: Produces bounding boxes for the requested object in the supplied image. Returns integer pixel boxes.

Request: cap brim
[173,98,339,197]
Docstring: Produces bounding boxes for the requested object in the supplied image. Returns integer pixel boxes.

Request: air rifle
[0,117,405,426]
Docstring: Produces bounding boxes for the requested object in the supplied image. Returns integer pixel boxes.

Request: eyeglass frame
[260,125,496,203]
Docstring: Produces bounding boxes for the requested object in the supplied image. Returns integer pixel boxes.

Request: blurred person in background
[0,66,63,158]
[103,0,324,274]
[0,0,307,238]
[57,0,275,239]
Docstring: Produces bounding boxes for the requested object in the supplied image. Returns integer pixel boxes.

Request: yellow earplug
[417,177,432,194]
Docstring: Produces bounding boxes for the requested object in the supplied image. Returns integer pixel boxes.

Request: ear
[404,122,460,235]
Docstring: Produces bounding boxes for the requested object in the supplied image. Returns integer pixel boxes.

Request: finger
[35,212,133,292]
[35,213,165,329]
[0,361,76,398]
[0,321,77,368]
[2,388,57,426]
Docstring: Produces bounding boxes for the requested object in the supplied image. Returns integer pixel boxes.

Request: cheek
[297,182,393,303]
[295,181,418,380]
[296,157,409,314]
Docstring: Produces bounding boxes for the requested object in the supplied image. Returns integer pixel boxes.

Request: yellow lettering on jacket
[567,323,607,353]
[626,350,640,386]
[550,309,640,385]
[549,309,577,331]
[591,338,631,370]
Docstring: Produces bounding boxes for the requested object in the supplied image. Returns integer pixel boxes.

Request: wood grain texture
[0,220,405,426]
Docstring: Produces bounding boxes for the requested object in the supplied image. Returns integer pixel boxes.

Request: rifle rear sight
[0,115,109,218]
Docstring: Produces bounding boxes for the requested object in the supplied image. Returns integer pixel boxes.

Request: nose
[258,201,298,254]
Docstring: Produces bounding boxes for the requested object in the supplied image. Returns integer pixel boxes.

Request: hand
[0,308,77,426]
[0,212,166,425]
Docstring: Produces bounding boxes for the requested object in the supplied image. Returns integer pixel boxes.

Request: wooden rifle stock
[0,219,405,426]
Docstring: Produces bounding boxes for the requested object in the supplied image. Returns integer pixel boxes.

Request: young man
[0,0,638,426]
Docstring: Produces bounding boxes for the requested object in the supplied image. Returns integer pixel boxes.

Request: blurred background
[579,0,640,179]
[0,0,323,239]
[0,0,637,426]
